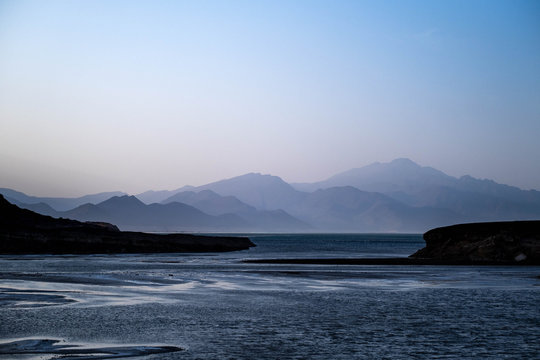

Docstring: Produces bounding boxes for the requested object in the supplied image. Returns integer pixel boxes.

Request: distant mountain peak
[116,195,140,201]
[390,158,418,166]
[203,172,292,189]
[292,158,456,193]
[236,172,283,181]
[361,158,420,171]
[98,195,145,208]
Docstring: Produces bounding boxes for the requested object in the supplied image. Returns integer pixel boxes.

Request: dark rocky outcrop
[410,221,540,264]
[0,195,254,254]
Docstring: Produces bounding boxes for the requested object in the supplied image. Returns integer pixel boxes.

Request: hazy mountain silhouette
[136,189,187,204]
[288,186,464,232]
[293,158,455,193]
[292,158,540,224]
[454,175,540,203]
[389,185,540,222]
[163,190,311,232]
[5,197,60,218]
[62,202,110,221]
[0,188,127,211]
[163,190,256,215]
[4,158,539,233]
[193,173,307,211]
[238,209,311,232]
[62,195,248,232]
[5,190,309,232]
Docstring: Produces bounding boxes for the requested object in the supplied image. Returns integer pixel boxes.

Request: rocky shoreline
[410,220,540,265]
[0,195,255,254]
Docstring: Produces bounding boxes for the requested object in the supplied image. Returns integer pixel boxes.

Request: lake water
[1,234,539,359]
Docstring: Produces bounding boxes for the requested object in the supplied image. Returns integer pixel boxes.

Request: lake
[1,234,539,359]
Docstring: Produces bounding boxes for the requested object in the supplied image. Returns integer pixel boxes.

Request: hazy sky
[1,0,539,196]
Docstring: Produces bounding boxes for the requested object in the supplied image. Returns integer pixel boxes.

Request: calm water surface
[1,234,539,359]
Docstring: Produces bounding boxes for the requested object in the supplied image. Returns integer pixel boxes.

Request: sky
[1,0,539,196]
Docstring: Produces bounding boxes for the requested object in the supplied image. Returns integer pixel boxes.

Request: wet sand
[0,338,182,359]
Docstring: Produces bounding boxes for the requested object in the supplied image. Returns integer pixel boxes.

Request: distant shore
[243,257,540,266]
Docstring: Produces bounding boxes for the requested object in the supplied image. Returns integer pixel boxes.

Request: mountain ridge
[3,158,539,233]
[0,189,127,211]
[161,189,311,232]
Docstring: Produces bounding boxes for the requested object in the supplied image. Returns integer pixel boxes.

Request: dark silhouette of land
[0,195,254,254]
[410,220,540,264]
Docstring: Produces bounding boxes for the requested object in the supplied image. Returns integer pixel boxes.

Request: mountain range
[3,158,540,233]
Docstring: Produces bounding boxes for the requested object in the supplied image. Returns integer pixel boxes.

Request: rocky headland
[409,220,540,265]
[0,195,254,254]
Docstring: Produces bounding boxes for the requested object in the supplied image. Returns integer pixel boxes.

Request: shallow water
[1,234,539,359]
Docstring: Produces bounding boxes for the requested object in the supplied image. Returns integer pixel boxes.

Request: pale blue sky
[1,0,539,196]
